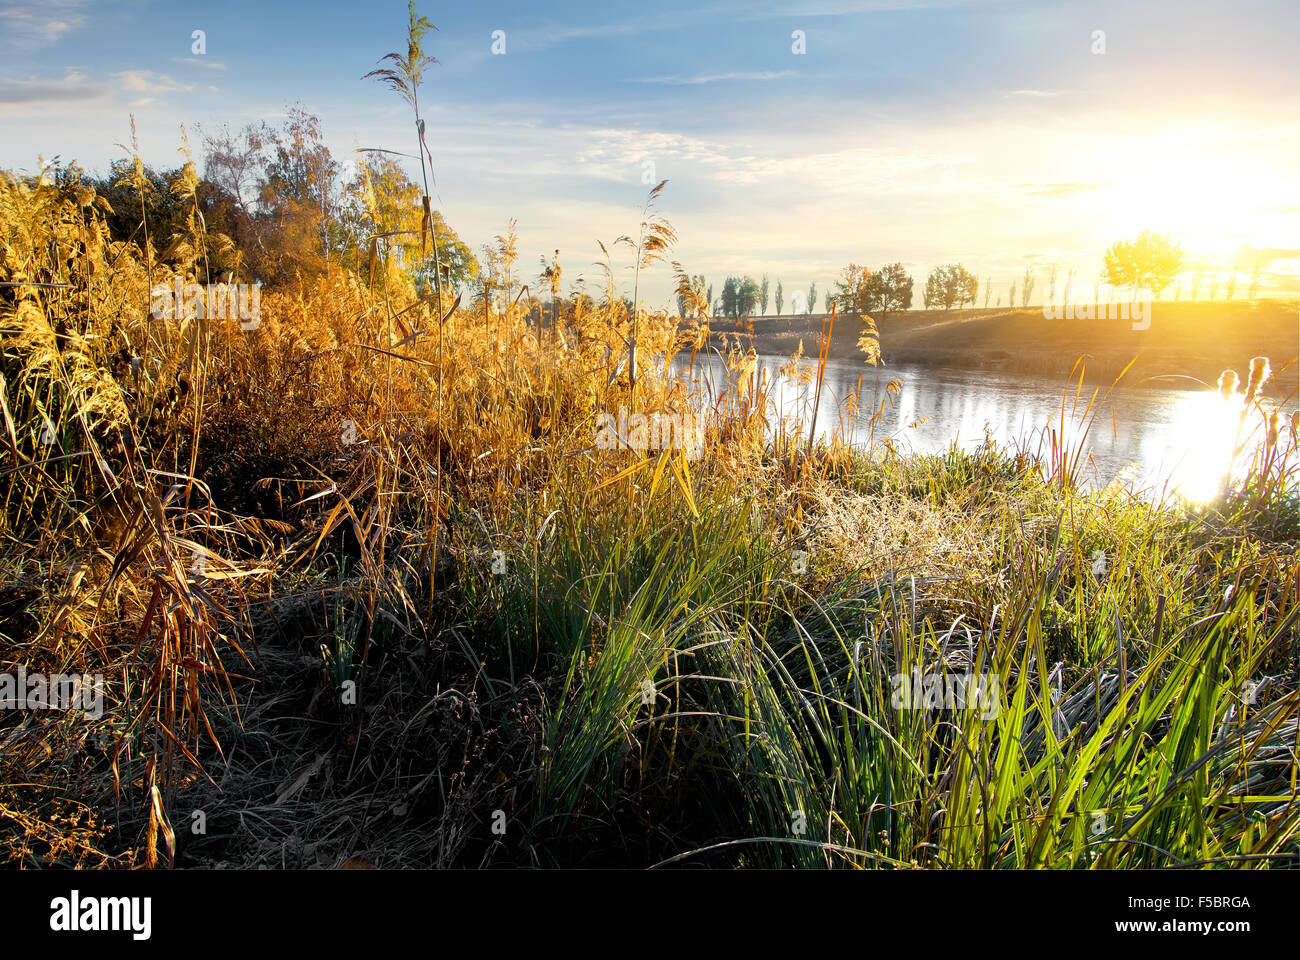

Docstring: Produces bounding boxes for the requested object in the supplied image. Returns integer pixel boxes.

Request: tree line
[53,125,1235,320]
[50,105,480,298]
[679,274,824,321]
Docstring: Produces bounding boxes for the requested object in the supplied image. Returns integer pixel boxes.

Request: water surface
[673,353,1294,501]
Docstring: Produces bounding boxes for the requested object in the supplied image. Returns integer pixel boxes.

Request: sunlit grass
[0,6,1296,868]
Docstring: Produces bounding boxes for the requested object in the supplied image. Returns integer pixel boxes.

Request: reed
[0,6,1295,868]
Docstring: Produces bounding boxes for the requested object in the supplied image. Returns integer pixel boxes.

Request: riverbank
[5,174,1299,871]
[714,299,1299,394]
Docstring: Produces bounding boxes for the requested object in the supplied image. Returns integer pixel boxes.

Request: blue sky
[3,0,1298,307]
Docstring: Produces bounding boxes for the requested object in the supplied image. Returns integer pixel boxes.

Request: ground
[718,300,1300,392]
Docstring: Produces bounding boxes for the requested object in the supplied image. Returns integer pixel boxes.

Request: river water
[673,353,1296,501]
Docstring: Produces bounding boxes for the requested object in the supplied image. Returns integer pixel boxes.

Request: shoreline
[707,299,1300,394]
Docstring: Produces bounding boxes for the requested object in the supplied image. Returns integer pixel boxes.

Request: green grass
[440,442,1300,867]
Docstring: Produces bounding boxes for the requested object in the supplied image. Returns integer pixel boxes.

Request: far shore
[705,299,1299,395]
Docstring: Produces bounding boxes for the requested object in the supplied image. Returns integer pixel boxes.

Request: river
[673,353,1296,501]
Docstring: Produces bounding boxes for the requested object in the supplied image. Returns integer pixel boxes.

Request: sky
[2,0,1298,309]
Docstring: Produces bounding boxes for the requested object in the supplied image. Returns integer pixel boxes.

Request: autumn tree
[831,263,872,315]
[833,261,918,317]
[922,266,942,309]
[867,262,913,317]
[258,105,340,278]
[1103,230,1184,297]
[958,267,977,308]
[196,108,347,286]
[341,152,477,293]
[924,264,976,310]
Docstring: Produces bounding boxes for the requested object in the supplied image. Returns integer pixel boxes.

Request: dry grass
[2,56,1297,868]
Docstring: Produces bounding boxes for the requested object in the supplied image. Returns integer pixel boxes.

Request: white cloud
[113,70,194,96]
[636,70,799,85]
[0,67,103,104]
[171,57,228,71]
[0,0,89,49]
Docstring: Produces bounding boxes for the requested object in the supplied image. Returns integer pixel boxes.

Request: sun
[1100,130,1293,261]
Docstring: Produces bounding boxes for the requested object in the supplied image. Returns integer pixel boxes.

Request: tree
[94,160,199,259]
[1021,267,1034,307]
[720,275,761,320]
[867,262,913,317]
[196,108,345,285]
[775,279,784,316]
[832,263,871,315]
[832,262,912,317]
[342,153,477,292]
[759,274,770,315]
[261,105,341,264]
[924,264,976,310]
[720,276,739,320]
[808,281,818,314]
[199,121,270,218]
[983,277,991,309]
[737,276,760,317]
[924,270,941,309]
[1103,230,1183,297]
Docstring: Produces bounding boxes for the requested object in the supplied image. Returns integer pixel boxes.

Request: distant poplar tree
[739,276,760,316]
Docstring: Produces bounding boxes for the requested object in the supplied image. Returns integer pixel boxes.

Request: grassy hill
[721,299,1300,393]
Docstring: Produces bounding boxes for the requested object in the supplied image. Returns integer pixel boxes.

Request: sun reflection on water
[676,355,1297,502]
[1140,390,1240,503]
